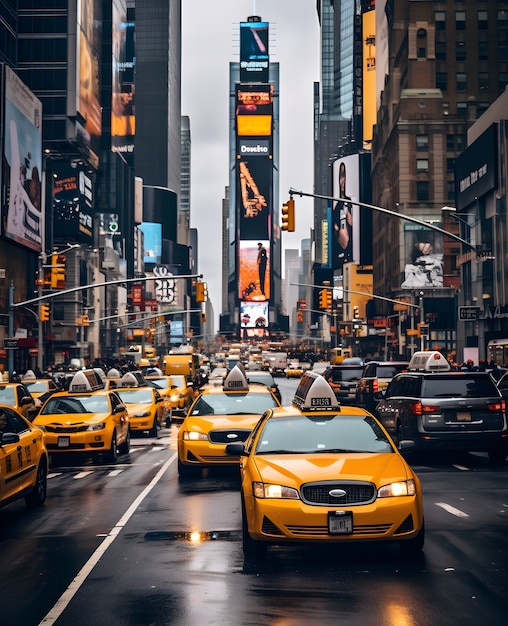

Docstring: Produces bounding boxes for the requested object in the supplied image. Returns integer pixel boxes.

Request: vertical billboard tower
[233,16,278,340]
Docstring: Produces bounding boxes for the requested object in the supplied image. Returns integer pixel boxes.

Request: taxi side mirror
[114,405,127,414]
[225,442,246,457]
[0,432,20,446]
[20,396,34,406]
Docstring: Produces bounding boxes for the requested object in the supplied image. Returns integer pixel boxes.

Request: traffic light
[325,289,332,310]
[318,289,327,310]
[353,305,360,319]
[50,253,66,289]
[82,314,90,327]
[40,303,50,322]
[281,198,295,232]
[200,312,207,323]
[196,281,208,302]
[297,310,304,323]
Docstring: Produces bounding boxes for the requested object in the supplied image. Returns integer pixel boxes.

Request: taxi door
[0,408,39,502]
[110,392,129,445]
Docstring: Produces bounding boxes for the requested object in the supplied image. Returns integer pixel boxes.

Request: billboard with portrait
[401,225,443,289]
[112,0,135,158]
[1,66,43,252]
[78,0,102,139]
[239,21,269,83]
[238,240,270,302]
[331,154,360,271]
[240,300,269,338]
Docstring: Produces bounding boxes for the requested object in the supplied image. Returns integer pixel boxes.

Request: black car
[376,351,508,463]
[322,365,364,405]
[355,360,409,414]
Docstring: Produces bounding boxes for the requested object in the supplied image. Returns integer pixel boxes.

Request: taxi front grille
[285,523,392,536]
[301,482,375,505]
[208,429,251,444]
[44,424,90,433]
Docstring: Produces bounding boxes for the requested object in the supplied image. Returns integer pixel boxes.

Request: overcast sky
[181,0,320,321]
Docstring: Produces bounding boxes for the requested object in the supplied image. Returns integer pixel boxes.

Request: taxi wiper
[257,449,304,455]
[310,448,358,453]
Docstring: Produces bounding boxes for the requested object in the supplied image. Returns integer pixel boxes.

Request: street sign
[458,306,479,321]
[3,338,19,349]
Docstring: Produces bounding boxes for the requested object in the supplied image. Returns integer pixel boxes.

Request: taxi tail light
[488,399,505,411]
[408,401,440,415]
[372,379,379,394]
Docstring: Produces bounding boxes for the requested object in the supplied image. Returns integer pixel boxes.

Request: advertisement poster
[401,226,444,289]
[238,240,270,302]
[1,66,43,252]
[331,154,360,271]
[78,0,102,138]
[239,21,269,82]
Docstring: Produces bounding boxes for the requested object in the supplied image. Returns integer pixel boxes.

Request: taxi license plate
[456,411,471,421]
[328,511,353,534]
[58,436,70,448]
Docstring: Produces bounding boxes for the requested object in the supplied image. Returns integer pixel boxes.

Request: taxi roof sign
[22,369,37,380]
[68,369,105,392]
[408,351,450,372]
[293,371,340,411]
[119,372,141,387]
[106,368,121,379]
[223,364,249,391]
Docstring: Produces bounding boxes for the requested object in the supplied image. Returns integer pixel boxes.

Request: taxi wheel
[241,500,267,559]
[25,460,48,507]
[119,427,131,455]
[104,433,118,464]
[148,419,158,438]
[400,521,425,558]
[177,458,199,479]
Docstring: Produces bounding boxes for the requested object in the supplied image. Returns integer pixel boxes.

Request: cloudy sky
[181,0,320,321]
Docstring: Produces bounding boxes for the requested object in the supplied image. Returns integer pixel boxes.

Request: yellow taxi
[177,364,281,478]
[226,371,425,559]
[33,370,130,464]
[22,370,59,400]
[114,372,168,436]
[1,405,49,510]
[147,373,195,419]
[0,381,37,420]
[284,362,304,378]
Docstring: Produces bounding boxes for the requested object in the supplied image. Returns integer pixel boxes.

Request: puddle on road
[144,530,242,542]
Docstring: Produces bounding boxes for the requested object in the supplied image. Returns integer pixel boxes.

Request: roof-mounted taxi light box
[22,369,37,380]
[293,371,340,412]
[408,351,451,372]
[223,364,249,392]
[106,368,121,379]
[68,370,105,392]
[119,372,140,388]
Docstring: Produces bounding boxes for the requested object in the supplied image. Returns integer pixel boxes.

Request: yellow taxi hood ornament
[293,371,340,411]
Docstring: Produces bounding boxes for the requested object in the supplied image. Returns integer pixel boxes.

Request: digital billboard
[239,21,269,83]
[362,8,376,147]
[52,165,94,244]
[331,154,360,271]
[237,158,271,240]
[139,222,162,264]
[236,85,273,137]
[78,0,102,139]
[401,225,443,289]
[112,0,135,157]
[240,300,269,338]
[238,240,270,302]
[1,66,43,252]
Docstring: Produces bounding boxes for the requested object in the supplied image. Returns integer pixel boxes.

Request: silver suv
[376,352,508,463]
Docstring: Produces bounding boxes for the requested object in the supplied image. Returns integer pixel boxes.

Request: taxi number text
[311,397,332,407]
[328,511,353,534]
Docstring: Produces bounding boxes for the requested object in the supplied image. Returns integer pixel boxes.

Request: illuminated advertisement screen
[362,9,376,146]
[238,240,270,302]
[78,0,102,138]
[331,154,360,271]
[237,157,272,240]
[401,225,443,289]
[139,222,162,264]
[169,320,184,344]
[240,21,269,82]
[1,66,43,252]
[236,85,273,137]
[240,300,269,328]
[112,0,135,157]
[52,165,94,244]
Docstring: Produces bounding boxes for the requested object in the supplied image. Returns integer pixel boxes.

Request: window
[435,11,446,31]
[436,72,447,92]
[478,41,489,61]
[499,44,508,62]
[456,41,466,61]
[446,158,455,172]
[455,11,466,31]
[479,72,489,90]
[416,159,429,172]
[417,181,429,202]
[447,181,455,201]
[416,135,428,150]
[499,73,508,92]
[456,72,467,92]
[417,28,427,58]
[477,10,488,30]
[435,41,447,61]
[457,101,467,115]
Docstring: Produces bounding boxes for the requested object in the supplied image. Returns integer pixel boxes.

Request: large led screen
[401,225,443,289]
[112,0,135,157]
[1,66,43,252]
[238,240,270,302]
[362,8,376,147]
[237,158,271,240]
[331,154,360,271]
[240,300,269,338]
[239,21,269,83]
[52,165,94,244]
[236,84,273,137]
[139,222,162,265]
[78,0,102,138]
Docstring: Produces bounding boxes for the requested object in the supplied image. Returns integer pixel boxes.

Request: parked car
[355,360,409,414]
[375,351,508,463]
[322,364,364,405]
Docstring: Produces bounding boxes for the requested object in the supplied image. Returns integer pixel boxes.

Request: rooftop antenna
[252,0,256,15]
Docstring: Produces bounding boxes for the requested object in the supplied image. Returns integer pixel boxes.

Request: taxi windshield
[41,394,110,415]
[0,386,16,404]
[150,377,170,389]
[171,375,186,387]
[25,381,49,392]
[190,393,278,416]
[116,389,153,404]
[255,414,394,455]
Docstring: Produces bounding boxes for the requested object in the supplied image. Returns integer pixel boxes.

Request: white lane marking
[452,464,469,471]
[48,473,62,479]
[73,472,94,480]
[436,502,469,518]
[108,469,123,477]
[39,454,176,626]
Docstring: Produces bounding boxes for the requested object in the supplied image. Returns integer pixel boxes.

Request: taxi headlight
[183,431,208,441]
[170,393,181,402]
[86,423,106,432]
[134,411,150,417]
[253,482,300,499]
[378,479,416,498]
